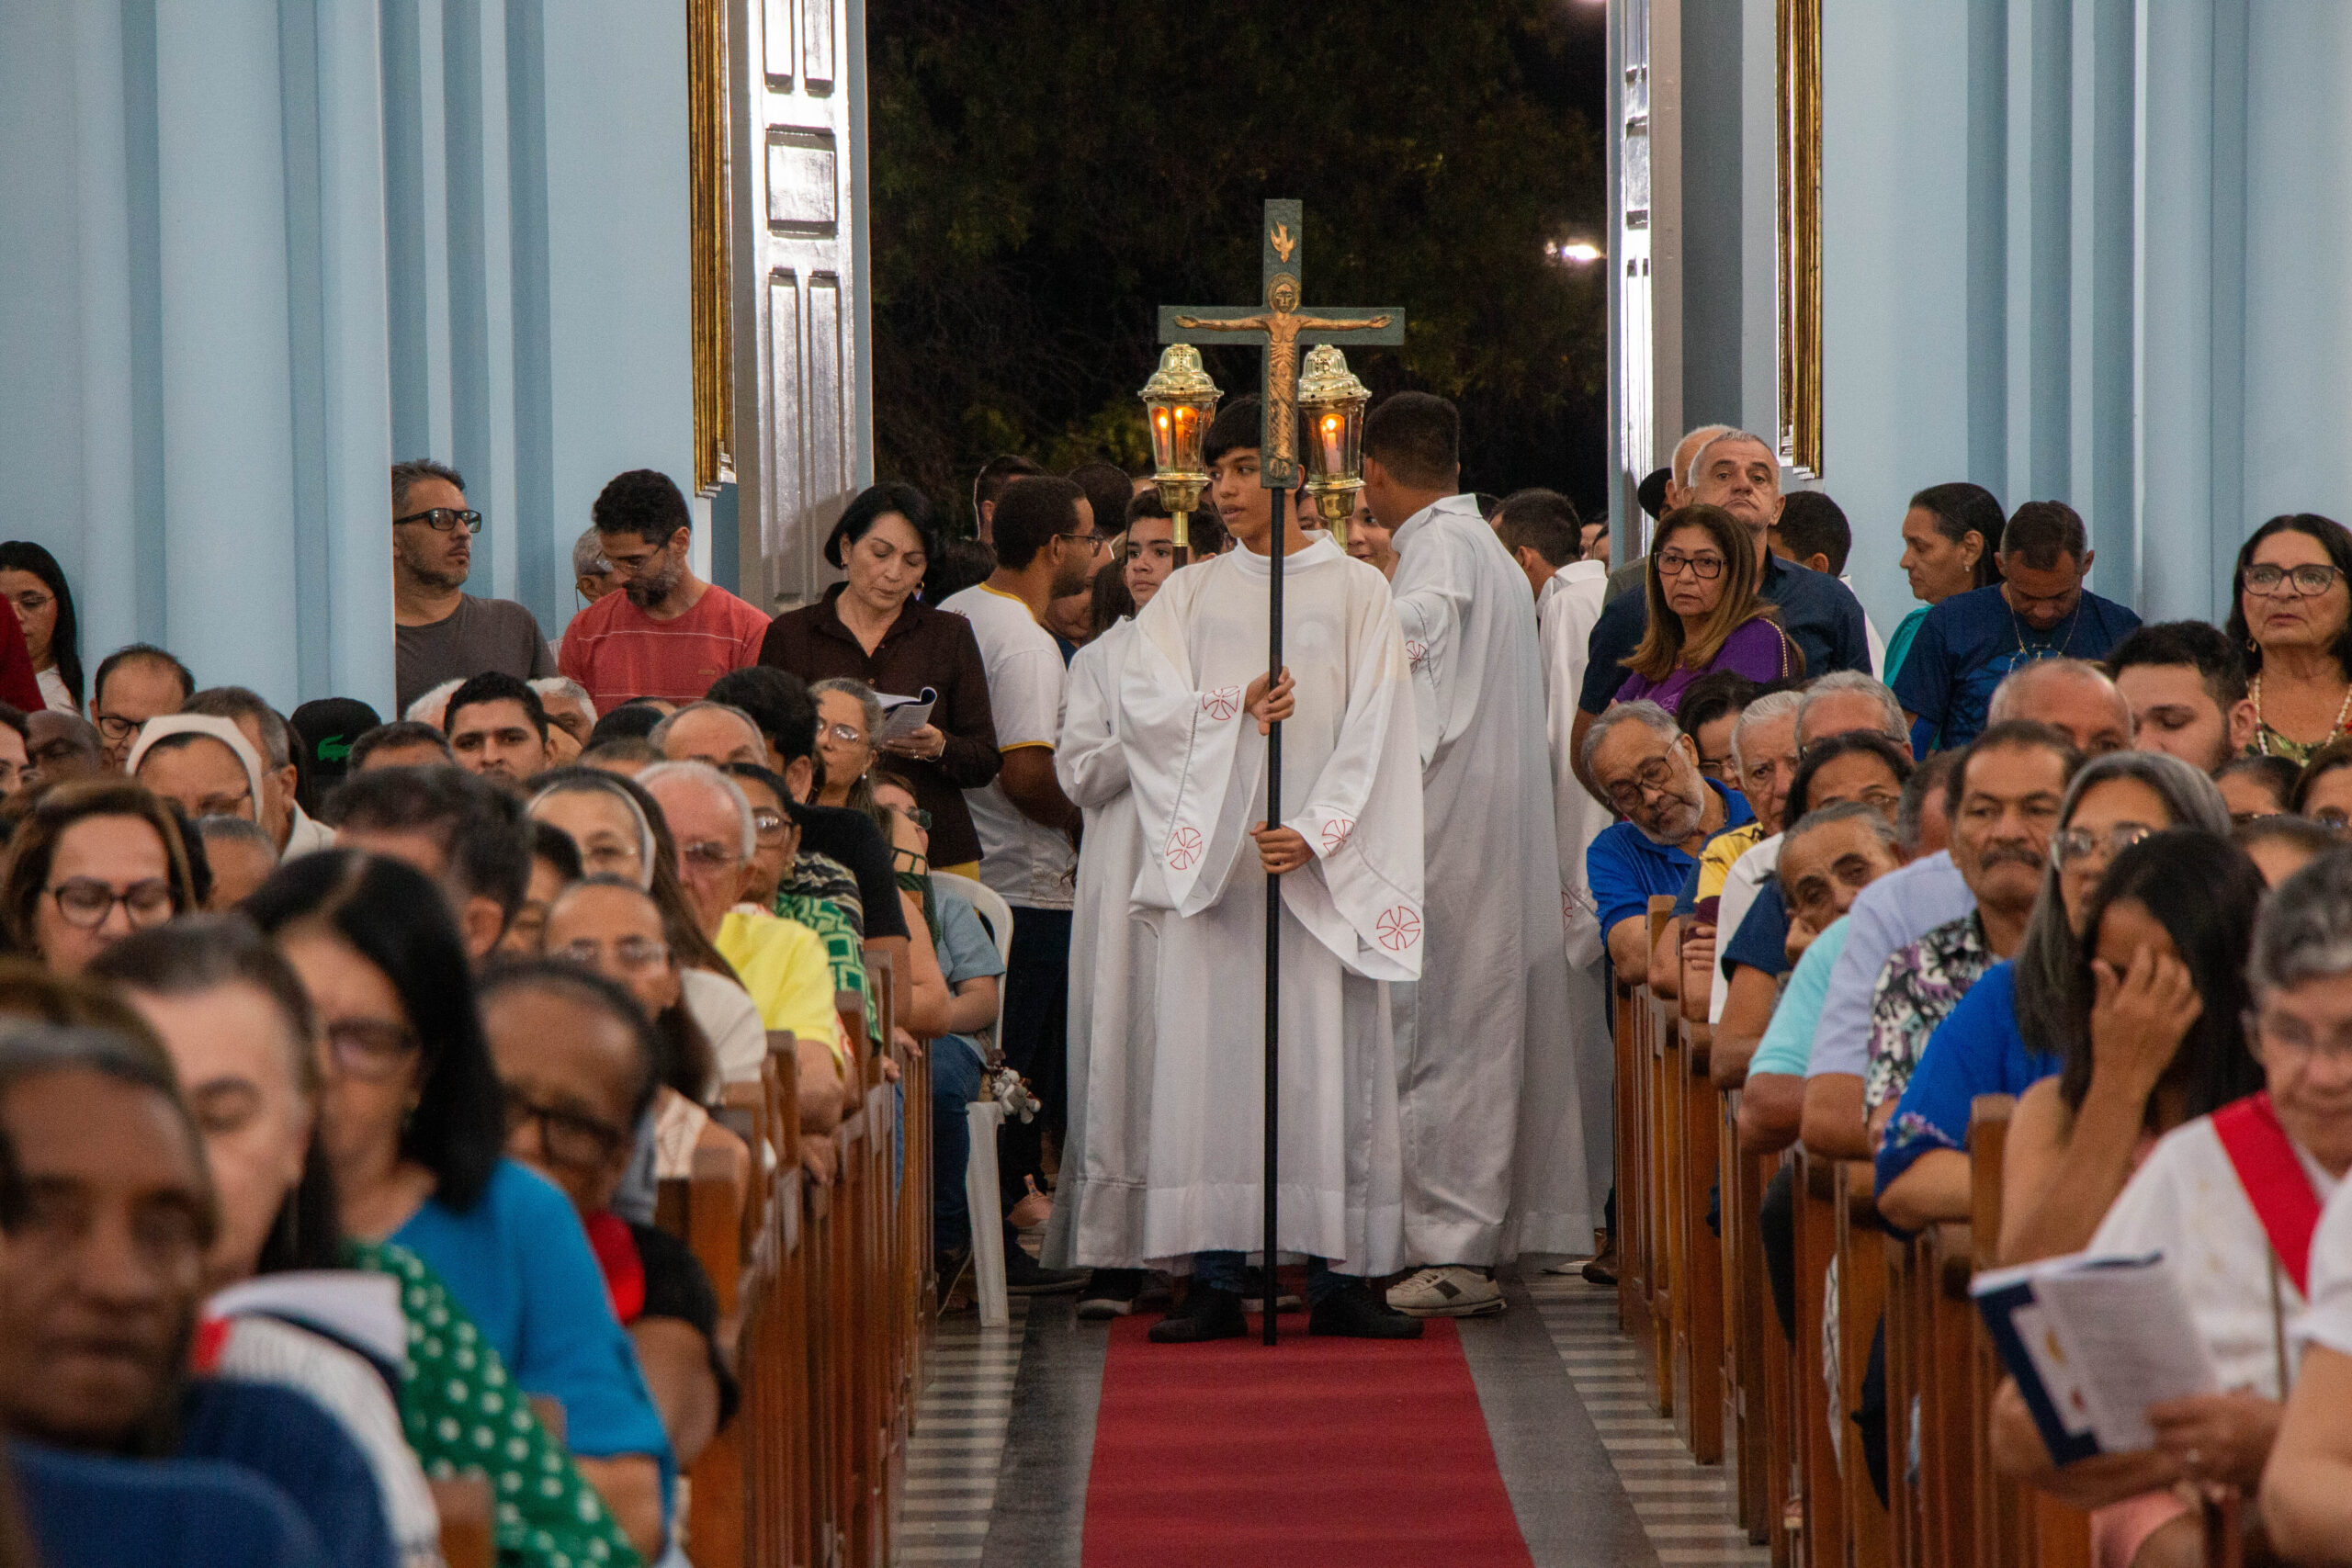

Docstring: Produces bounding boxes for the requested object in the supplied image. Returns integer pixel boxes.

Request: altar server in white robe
[1041,500,1184,1317]
[1127,397,1428,1344]
[1514,492,1618,1260]
[1363,393,1591,1318]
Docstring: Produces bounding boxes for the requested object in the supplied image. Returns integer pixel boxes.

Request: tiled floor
[888,1272,1772,1567]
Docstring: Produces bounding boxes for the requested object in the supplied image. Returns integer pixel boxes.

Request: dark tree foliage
[867,0,1607,533]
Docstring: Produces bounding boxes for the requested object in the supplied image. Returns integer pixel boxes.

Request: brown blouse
[758,585,1002,865]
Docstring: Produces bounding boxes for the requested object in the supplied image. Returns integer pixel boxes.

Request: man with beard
[942,475,1104,1267]
[390,459,552,716]
[1585,700,1754,983]
[560,468,771,713]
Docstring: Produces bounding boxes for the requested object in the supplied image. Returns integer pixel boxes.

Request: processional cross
[1156,199,1403,1344]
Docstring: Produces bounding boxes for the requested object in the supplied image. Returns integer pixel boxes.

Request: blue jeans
[931,1034,986,1254]
[1193,1250,1354,1306]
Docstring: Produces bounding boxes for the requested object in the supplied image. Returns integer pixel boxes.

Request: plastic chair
[932,870,1014,1327]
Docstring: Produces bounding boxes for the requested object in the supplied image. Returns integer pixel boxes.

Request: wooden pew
[1792,1150,1844,1568]
[1614,975,1654,1370]
[1715,1084,1775,1546]
[1664,1009,1724,1463]
[1834,1161,1891,1568]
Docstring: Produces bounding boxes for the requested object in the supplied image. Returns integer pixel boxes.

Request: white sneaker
[1384,1265,1505,1318]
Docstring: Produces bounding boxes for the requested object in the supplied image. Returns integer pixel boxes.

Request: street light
[1137,344,1222,559]
[1296,344,1372,549]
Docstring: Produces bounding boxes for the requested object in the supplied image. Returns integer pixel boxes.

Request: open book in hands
[1970,1249,2221,1466]
[876,688,938,743]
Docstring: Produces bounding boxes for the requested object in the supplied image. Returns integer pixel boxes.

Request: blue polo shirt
[1587,778,1756,940]
[1578,551,1872,713]
[1891,582,2141,753]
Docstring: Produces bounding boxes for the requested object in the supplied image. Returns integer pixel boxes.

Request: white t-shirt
[683,965,768,1085]
[2290,1134,2352,1366]
[942,583,1076,910]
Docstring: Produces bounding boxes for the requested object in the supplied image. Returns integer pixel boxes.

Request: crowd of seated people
[1589,491,2352,1565]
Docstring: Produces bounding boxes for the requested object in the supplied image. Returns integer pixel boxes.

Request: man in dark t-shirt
[392,458,554,714]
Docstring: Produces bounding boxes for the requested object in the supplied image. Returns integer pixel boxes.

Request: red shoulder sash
[583,1210,648,1325]
[2211,1091,2324,1298]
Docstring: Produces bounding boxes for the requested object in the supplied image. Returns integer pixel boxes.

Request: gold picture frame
[688,0,733,495]
[1777,0,1822,476]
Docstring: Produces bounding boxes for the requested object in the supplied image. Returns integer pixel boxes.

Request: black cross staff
[1159,199,1403,1343]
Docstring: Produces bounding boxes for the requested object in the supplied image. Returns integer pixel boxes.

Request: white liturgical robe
[1389,494,1592,1264]
[1043,616,1158,1269]
[1119,536,1424,1277]
[1535,558,1618,1243]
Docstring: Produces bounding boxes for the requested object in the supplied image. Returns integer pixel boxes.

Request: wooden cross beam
[1159,198,1405,489]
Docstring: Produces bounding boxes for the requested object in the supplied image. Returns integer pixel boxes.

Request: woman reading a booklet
[1994,849,2352,1568]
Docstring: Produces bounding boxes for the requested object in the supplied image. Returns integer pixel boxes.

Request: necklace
[2008,597,2083,664]
[2250,671,2352,757]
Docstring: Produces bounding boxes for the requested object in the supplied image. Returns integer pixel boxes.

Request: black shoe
[1238,1266,1305,1313]
[1308,1280,1426,1339]
[1147,1284,1248,1343]
[934,1245,973,1309]
[1003,1247,1089,1296]
[1077,1268,1146,1320]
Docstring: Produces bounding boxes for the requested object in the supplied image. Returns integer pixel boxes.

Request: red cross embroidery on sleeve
[1406,640,1430,669]
[1377,905,1422,951]
[1201,686,1243,721]
[1320,818,1355,853]
[1165,826,1204,871]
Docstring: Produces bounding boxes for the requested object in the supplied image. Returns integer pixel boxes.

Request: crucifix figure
[1152,201,1408,1344]
[1162,200,1403,490]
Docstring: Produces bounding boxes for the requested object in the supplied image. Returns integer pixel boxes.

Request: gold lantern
[1137,344,1222,557]
[1296,344,1371,549]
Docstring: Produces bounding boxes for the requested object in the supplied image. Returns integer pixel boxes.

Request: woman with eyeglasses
[809,676,884,820]
[757,482,1002,878]
[2227,512,2352,762]
[246,851,673,1563]
[0,542,83,714]
[1875,750,2232,1234]
[0,778,198,974]
[1984,834,2273,1568]
[1610,503,1801,713]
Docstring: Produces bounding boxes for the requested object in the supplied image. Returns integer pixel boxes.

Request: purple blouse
[1611,616,1792,713]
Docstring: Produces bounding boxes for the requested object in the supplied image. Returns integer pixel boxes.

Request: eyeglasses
[7,591,52,620]
[392,508,485,536]
[751,807,792,842]
[1057,531,1109,554]
[502,1087,631,1170]
[886,802,933,830]
[2245,1010,2352,1068]
[680,840,742,873]
[1603,754,1688,815]
[2244,563,2345,598]
[553,936,671,975]
[1696,752,1735,784]
[822,723,870,748]
[48,877,175,930]
[323,1018,422,1082]
[92,713,143,742]
[2052,822,2154,867]
[1657,550,1724,581]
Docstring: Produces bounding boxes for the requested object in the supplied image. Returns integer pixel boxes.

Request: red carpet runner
[1080,1303,1535,1565]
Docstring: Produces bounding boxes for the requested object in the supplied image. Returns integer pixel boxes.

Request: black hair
[2001,500,2089,570]
[347,721,456,770]
[2233,813,2339,861]
[989,476,1086,571]
[719,761,795,815]
[1088,558,1135,631]
[1066,462,1136,547]
[478,958,666,1126]
[2217,753,2301,815]
[1677,671,1758,745]
[1774,491,1852,576]
[1362,392,1462,489]
[1495,489,1581,568]
[322,766,531,925]
[2291,738,2352,817]
[1786,730,1914,822]
[1203,395,1274,470]
[825,481,939,572]
[706,666,818,764]
[444,671,550,743]
[2224,513,2352,680]
[390,458,465,515]
[590,468,691,549]
[2105,620,2250,709]
[585,702,666,749]
[972,454,1044,522]
[0,704,26,745]
[244,852,503,1211]
[1941,719,2085,826]
[2052,831,2267,1122]
[1636,467,1671,522]
[0,543,83,708]
[94,643,194,711]
[528,818,584,885]
[922,537,997,604]
[1907,481,2007,588]
[86,917,340,1272]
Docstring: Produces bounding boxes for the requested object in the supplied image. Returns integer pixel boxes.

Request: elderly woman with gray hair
[1874,749,2234,1234]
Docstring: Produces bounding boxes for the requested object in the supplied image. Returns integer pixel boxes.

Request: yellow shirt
[715,908,846,1072]
[1694,822,1768,924]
